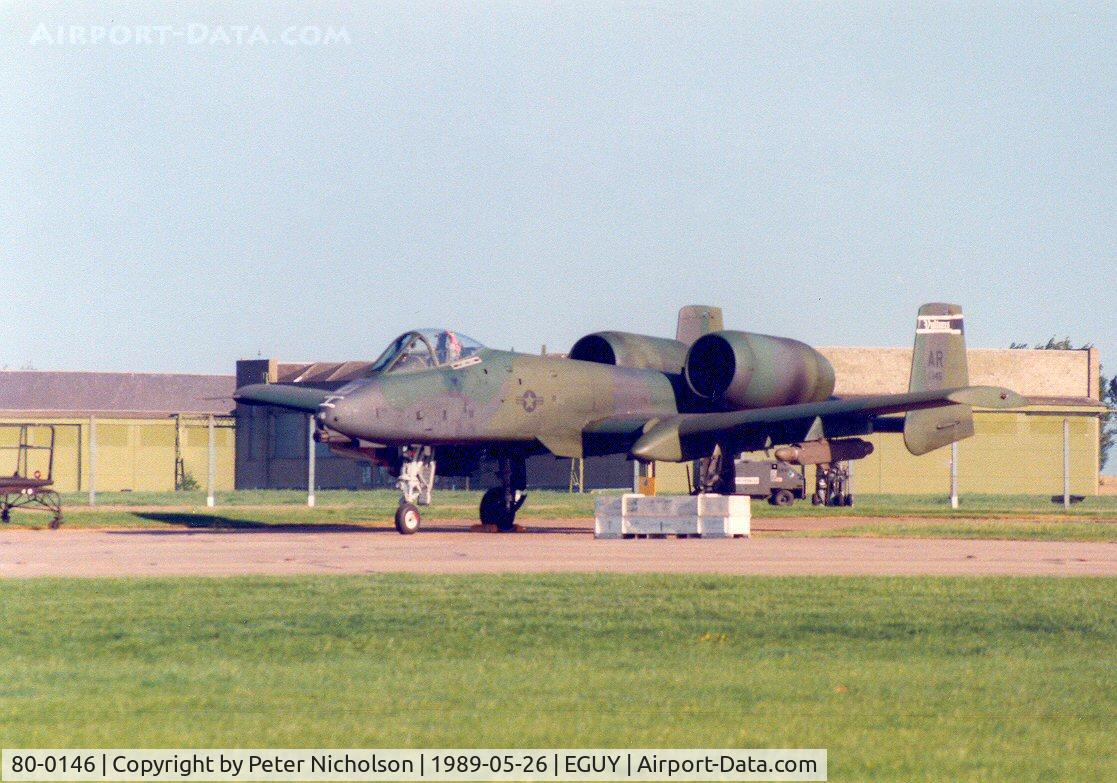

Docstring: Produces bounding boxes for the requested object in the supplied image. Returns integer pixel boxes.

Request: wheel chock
[469,523,525,533]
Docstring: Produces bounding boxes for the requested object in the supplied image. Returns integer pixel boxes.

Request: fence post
[1063,418,1070,509]
[207,415,216,508]
[307,414,317,508]
[950,441,958,510]
[88,416,96,506]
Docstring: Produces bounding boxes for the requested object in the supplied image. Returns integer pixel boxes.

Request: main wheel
[394,502,421,534]
[479,487,503,525]
[771,489,794,507]
[479,487,516,531]
[843,494,854,507]
[811,493,822,506]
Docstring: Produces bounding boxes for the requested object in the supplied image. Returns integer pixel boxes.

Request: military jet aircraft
[235,303,1026,534]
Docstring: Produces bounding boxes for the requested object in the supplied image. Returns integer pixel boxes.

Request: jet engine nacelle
[684,331,836,409]
[569,331,689,374]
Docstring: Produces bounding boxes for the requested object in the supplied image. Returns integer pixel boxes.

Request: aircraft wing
[617,385,1027,462]
[233,383,335,413]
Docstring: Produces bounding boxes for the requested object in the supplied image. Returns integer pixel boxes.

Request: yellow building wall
[0,417,235,493]
[847,412,1098,496]
[654,460,692,494]
[181,422,235,491]
[94,423,141,490]
[655,408,1101,497]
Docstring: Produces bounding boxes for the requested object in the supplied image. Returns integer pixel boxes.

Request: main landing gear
[478,456,527,532]
[394,446,435,534]
[695,443,735,494]
[391,448,528,534]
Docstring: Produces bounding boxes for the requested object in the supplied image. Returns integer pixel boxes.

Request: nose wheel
[394,502,421,534]
[394,446,436,534]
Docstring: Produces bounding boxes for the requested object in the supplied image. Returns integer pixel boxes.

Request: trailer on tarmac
[732,459,806,506]
[0,424,63,528]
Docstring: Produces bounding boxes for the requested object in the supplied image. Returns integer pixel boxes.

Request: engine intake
[685,331,835,408]
[569,332,688,374]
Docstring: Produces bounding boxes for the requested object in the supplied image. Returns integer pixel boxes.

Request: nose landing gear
[394,446,435,534]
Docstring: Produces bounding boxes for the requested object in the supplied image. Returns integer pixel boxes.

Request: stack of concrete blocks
[594,493,750,539]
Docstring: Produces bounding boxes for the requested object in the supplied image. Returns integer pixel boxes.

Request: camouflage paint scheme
[235,304,1027,531]
[237,304,1026,470]
[321,348,679,458]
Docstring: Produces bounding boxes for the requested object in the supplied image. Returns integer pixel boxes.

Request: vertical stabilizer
[676,305,724,344]
[904,303,974,454]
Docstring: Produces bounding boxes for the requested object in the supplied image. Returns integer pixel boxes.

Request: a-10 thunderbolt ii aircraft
[234,303,1026,534]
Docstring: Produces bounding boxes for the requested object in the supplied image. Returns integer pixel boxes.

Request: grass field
[1,575,1113,781]
[3,490,1113,541]
[50,488,1117,520]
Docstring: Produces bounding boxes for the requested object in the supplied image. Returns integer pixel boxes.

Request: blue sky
[2,2,1113,378]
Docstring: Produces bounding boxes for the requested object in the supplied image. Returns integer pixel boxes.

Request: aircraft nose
[315,380,385,436]
[317,395,348,427]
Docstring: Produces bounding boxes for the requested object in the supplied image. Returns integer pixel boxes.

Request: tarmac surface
[2,518,1115,577]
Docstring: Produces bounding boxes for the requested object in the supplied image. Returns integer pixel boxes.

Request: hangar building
[0,371,236,493]
[804,345,1105,496]
[236,347,1106,496]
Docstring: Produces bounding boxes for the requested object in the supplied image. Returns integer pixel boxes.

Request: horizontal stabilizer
[234,383,333,413]
[624,384,1026,462]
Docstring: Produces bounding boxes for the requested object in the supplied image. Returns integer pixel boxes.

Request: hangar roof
[278,361,376,386]
[240,347,1103,408]
[0,371,235,417]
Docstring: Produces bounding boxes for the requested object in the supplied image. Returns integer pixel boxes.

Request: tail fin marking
[904,303,975,455]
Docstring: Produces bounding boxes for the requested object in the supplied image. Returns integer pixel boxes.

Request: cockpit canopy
[370,329,485,374]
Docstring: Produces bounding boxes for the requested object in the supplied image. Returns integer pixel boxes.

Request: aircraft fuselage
[318,349,678,450]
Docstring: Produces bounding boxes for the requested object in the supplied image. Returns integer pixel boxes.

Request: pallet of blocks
[594,493,750,539]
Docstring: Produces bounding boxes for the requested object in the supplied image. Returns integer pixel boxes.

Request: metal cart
[0,424,63,528]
